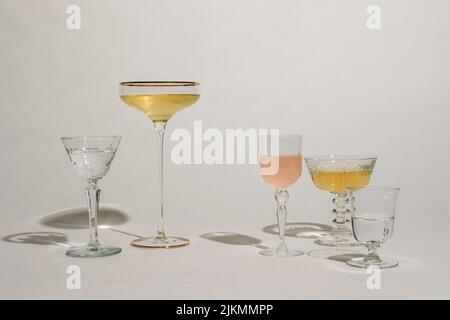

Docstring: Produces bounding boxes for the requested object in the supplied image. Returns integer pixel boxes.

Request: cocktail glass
[119,81,200,248]
[259,134,304,257]
[347,186,400,269]
[61,136,121,257]
[304,155,377,247]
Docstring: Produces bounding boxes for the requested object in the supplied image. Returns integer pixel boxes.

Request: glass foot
[315,235,361,247]
[346,257,398,269]
[66,245,121,258]
[131,236,190,249]
[259,248,304,258]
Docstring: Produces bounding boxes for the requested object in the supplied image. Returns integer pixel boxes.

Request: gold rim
[120,81,199,87]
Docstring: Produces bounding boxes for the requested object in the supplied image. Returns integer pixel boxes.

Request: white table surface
[1,189,449,299]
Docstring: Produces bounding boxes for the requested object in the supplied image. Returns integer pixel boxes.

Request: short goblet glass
[347,186,400,269]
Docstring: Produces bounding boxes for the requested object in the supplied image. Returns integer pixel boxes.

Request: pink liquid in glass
[260,155,302,190]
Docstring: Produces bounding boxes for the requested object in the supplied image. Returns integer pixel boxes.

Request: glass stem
[364,241,382,264]
[86,181,100,247]
[154,121,167,240]
[331,191,352,238]
[275,190,289,252]
[347,189,355,215]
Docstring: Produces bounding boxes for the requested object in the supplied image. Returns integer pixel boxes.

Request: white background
[0,0,449,299]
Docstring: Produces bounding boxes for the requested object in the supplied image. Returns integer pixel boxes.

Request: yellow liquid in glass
[120,94,200,122]
[310,171,372,193]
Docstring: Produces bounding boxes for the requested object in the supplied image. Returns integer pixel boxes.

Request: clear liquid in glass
[67,147,115,180]
[351,217,394,244]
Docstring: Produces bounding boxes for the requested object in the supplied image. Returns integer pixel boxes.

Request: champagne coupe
[347,186,400,269]
[119,81,200,248]
[304,155,377,247]
[259,134,304,257]
[61,136,121,258]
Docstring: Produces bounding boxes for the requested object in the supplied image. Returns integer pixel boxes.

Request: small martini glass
[62,136,122,258]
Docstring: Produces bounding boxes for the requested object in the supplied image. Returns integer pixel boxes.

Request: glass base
[259,248,304,258]
[131,236,190,249]
[315,235,361,247]
[346,257,398,269]
[66,245,121,258]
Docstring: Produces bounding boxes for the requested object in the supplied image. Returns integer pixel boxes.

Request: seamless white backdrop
[0,0,449,299]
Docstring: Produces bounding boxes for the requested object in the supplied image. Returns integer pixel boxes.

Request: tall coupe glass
[120,81,200,248]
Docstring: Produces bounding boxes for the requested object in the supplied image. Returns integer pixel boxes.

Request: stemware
[119,81,200,248]
[346,186,400,269]
[61,136,121,258]
[259,134,304,257]
[304,155,377,247]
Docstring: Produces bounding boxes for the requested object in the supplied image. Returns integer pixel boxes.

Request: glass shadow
[2,232,70,247]
[40,206,128,229]
[263,222,332,239]
[201,232,268,249]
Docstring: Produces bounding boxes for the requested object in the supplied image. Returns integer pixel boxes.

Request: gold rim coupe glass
[119,81,200,248]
